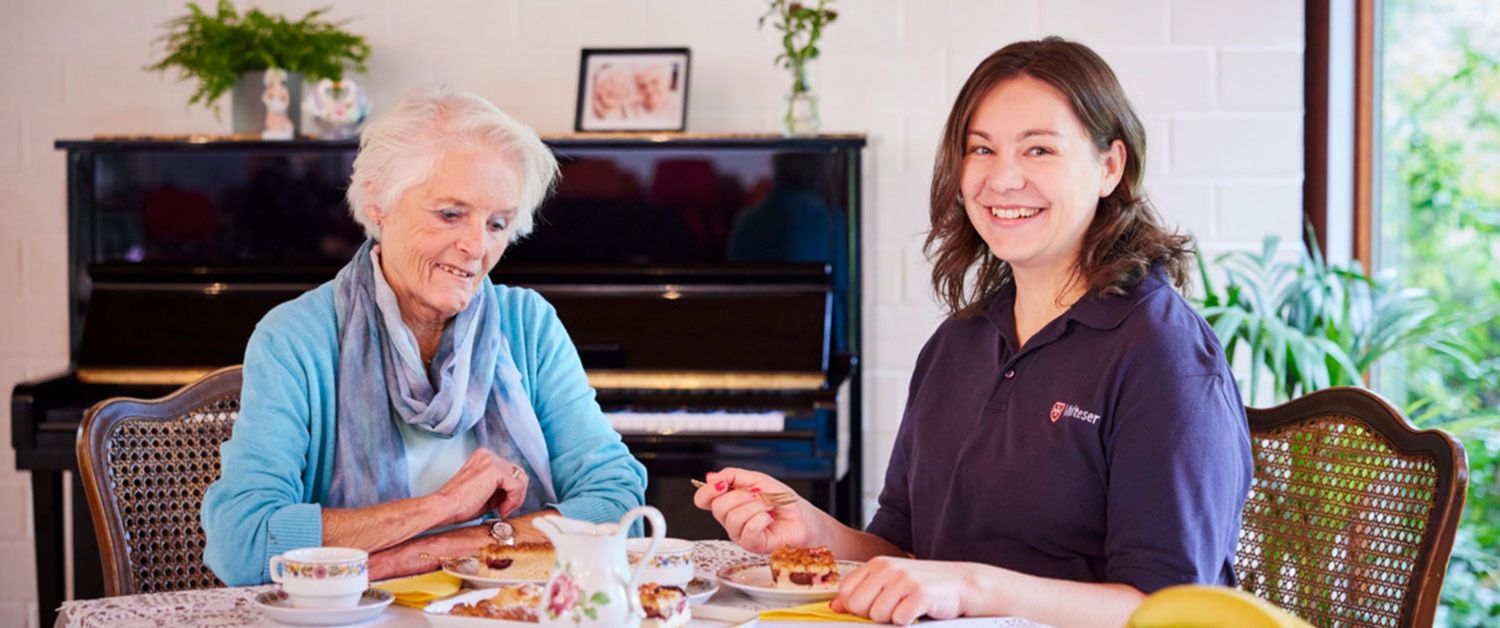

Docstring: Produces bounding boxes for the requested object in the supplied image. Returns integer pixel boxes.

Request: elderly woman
[696,37,1251,626]
[202,86,647,585]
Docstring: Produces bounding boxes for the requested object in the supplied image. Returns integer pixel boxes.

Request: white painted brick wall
[1172,114,1304,177]
[0,2,1303,618]
[1219,49,1305,109]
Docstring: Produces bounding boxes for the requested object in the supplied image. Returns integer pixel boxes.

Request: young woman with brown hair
[695,37,1252,626]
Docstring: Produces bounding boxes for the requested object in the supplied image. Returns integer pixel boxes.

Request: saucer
[685,576,719,605]
[254,588,393,626]
[441,564,548,588]
[716,559,863,605]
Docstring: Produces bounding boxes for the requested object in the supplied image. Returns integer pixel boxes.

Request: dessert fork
[690,478,800,506]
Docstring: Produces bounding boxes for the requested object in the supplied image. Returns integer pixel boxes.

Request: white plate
[254,588,393,626]
[685,576,719,605]
[423,588,540,628]
[441,564,548,588]
[715,559,862,605]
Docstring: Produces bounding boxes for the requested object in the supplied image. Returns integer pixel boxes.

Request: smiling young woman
[694,38,1252,627]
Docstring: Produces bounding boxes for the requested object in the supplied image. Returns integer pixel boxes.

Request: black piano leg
[32,472,64,628]
[71,471,105,601]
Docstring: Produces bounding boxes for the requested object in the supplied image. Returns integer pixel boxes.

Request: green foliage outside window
[1194,2,1500,621]
[1381,0,1500,623]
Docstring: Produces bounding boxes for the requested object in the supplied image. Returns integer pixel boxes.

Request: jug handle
[619,506,666,618]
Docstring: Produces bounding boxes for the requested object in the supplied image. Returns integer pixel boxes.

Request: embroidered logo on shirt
[1050,401,1101,425]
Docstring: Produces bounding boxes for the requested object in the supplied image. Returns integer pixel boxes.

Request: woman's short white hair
[347,85,558,242]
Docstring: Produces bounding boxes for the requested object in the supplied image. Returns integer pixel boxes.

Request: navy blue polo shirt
[865,269,1252,594]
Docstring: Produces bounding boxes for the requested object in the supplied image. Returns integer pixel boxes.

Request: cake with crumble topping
[769,545,840,589]
[448,582,544,621]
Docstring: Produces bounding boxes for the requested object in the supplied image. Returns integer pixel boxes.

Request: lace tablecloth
[57,541,1044,627]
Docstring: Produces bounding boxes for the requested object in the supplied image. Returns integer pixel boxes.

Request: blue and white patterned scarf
[326,240,555,512]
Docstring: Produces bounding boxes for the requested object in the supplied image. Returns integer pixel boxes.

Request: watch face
[490,521,515,544]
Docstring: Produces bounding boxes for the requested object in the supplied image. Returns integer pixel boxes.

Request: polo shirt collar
[983,266,1171,342]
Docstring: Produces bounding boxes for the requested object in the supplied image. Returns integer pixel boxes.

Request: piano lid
[68,140,854,389]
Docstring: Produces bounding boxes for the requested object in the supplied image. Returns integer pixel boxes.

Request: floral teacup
[269,546,368,609]
[627,537,694,587]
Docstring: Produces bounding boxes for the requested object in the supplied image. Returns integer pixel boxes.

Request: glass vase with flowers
[759,0,838,135]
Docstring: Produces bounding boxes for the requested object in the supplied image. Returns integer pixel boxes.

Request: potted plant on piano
[147,0,370,139]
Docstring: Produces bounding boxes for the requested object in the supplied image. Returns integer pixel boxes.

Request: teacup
[268,546,369,609]
[626,537,694,587]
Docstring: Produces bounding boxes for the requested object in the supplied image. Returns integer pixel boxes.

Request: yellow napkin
[372,570,463,608]
[758,600,879,623]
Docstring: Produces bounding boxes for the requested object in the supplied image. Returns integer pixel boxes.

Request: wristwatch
[489,519,515,546]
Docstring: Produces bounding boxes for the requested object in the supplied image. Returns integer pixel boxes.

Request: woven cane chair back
[1236,386,1467,627]
[76,366,242,596]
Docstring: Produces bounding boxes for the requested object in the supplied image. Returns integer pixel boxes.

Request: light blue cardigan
[201,282,648,585]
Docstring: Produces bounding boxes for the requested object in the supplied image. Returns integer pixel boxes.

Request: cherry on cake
[769,545,840,589]
[639,583,691,628]
[478,541,555,581]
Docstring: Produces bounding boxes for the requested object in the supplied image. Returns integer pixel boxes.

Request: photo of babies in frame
[575,48,690,132]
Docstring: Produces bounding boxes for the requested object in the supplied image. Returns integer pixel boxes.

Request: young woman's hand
[830,557,975,625]
[692,467,828,554]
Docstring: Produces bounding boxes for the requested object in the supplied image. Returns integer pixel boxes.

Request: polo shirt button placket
[993,368,1016,411]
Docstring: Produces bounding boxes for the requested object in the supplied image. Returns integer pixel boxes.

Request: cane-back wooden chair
[76,365,242,596]
[1236,386,1468,627]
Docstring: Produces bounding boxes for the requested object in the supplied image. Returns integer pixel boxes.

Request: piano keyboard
[605,410,786,434]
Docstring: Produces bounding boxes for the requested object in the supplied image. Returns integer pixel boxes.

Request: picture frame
[575,47,690,132]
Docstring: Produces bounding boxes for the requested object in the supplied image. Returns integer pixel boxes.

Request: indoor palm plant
[1195,235,1455,404]
[148,0,369,130]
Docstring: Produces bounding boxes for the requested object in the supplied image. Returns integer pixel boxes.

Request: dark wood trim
[1354,0,1379,272]
[1305,0,1331,254]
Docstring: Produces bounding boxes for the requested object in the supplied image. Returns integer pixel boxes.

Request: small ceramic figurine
[261,69,295,140]
[305,78,369,139]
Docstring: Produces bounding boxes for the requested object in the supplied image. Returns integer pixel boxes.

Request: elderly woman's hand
[432,448,529,526]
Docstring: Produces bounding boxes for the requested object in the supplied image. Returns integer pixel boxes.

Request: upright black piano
[12,134,865,622]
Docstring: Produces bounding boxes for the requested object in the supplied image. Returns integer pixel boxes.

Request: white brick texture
[1219,49,1305,109]
[0,1,1303,574]
[1038,0,1171,45]
[1171,114,1303,177]
[1172,0,1304,47]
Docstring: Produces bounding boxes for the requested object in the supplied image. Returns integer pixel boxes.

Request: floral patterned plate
[716,559,863,606]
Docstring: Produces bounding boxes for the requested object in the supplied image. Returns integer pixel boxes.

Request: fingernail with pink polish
[714,481,727,492]
[750,487,762,493]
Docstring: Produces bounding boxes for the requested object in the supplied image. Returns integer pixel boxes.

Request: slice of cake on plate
[769,545,840,589]
[448,582,544,621]
[479,541,556,581]
[639,582,691,628]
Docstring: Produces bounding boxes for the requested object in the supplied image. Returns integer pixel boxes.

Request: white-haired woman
[202,86,647,585]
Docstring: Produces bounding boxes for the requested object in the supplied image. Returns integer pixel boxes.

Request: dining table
[55,541,1049,628]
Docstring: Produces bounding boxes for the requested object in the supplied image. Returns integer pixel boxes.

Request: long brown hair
[924,37,1193,319]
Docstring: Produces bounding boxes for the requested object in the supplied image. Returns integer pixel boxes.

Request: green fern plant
[147,0,370,114]
[1196,235,1454,403]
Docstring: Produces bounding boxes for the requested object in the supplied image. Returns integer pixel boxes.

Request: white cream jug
[534,506,665,628]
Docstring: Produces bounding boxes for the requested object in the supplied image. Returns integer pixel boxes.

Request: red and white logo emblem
[1049,402,1066,422]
